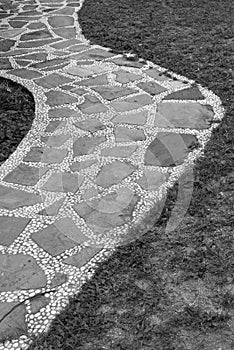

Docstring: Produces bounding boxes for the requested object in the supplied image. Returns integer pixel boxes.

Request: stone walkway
[0,0,224,349]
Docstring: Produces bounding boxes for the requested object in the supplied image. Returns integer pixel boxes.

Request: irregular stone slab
[76,74,108,86]
[41,134,70,147]
[17,38,60,48]
[9,20,27,28]
[16,52,48,61]
[63,246,101,267]
[45,90,77,107]
[41,62,70,71]
[52,27,76,39]
[73,135,106,157]
[51,7,75,15]
[115,69,142,84]
[0,58,12,69]
[96,160,136,188]
[74,188,139,234]
[70,87,86,95]
[70,48,115,61]
[0,216,30,246]
[0,253,47,291]
[24,147,68,164]
[0,301,27,341]
[30,294,50,314]
[136,169,167,191]
[111,94,152,112]
[34,73,74,88]
[50,38,81,49]
[7,68,42,79]
[164,86,205,100]
[31,218,87,255]
[48,15,74,28]
[66,64,109,77]
[50,273,67,288]
[38,197,64,216]
[101,145,137,158]
[68,44,90,53]
[109,56,144,68]
[48,107,80,118]
[0,185,42,209]
[31,57,69,69]
[45,120,66,132]
[20,29,52,41]
[144,132,199,166]
[27,22,47,30]
[137,81,167,95]
[73,118,105,132]
[75,60,95,66]
[155,102,214,129]
[3,163,47,186]
[19,10,42,16]
[78,95,108,114]
[0,28,25,39]
[0,38,15,51]
[70,159,97,172]
[93,86,137,101]
[111,110,148,125]
[114,127,146,142]
[15,59,30,67]
[145,68,170,81]
[41,172,84,193]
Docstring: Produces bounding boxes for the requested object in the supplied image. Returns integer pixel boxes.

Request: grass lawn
[1,0,234,349]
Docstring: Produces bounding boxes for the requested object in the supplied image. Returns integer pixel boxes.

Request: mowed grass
[1,0,233,349]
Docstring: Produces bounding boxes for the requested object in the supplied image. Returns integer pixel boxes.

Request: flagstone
[48,107,80,118]
[24,147,68,164]
[53,50,70,56]
[114,127,146,142]
[66,64,109,77]
[38,197,64,216]
[0,14,11,19]
[144,132,199,166]
[96,160,136,188]
[109,56,144,68]
[41,171,83,193]
[111,94,152,112]
[20,29,52,41]
[70,159,97,171]
[73,118,106,132]
[111,110,148,125]
[0,28,25,39]
[0,48,28,57]
[70,87,86,95]
[31,57,69,69]
[41,62,70,71]
[70,47,115,61]
[78,95,108,114]
[45,90,78,107]
[68,44,90,52]
[41,133,70,147]
[31,219,86,256]
[73,135,106,157]
[15,59,30,67]
[136,169,167,191]
[63,246,101,267]
[75,59,94,65]
[76,74,108,86]
[93,86,137,101]
[35,72,74,88]
[50,272,68,288]
[15,16,42,21]
[9,20,27,28]
[0,38,15,51]
[19,10,42,16]
[50,38,81,49]
[115,69,142,84]
[52,27,76,39]
[101,145,137,158]
[60,84,77,91]
[3,163,47,186]
[154,102,214,129]
[0,58,12,69]
[45,120,66,132]
[0,216,30,246]
[19,52,48,61]
[74,188,139,234]
[0,301,27,341]
[0,253,47,291]
[145,68,170,81]
[48,15,74,28]
[27,22,47,30]
[7,68,42,79]
[137,81,167,95]
[30,294,50,314]
[164,86,205,100]
[17,38,60,48]
[0,185,42,209]
[51,7,74,15]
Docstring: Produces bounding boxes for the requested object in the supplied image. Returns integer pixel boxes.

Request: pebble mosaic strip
[0,0,225,348]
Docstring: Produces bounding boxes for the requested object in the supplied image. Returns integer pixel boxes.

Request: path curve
[0,0,224,349]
